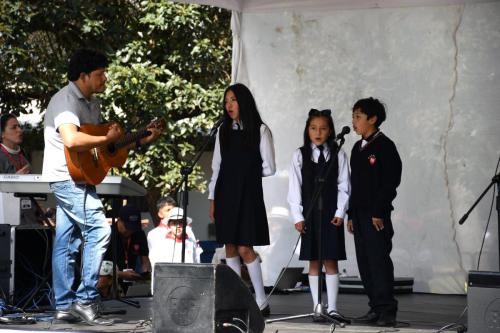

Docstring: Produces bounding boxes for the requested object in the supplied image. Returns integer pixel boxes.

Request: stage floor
[0,292,467,332]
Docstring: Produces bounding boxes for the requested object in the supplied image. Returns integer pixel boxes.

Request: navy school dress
[299,146,346,261]
[214,128,270,246]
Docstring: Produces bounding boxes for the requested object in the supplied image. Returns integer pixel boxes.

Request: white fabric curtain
[230,11,242,83]
[171,0,500,294]
[173,0,498,13]
[235,2,500,294]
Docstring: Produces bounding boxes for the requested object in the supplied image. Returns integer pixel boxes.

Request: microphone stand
[267,136,350,327]
[458,173,500,270]
[176,122,221,263]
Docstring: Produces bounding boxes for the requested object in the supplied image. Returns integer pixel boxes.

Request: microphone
[209,116,225,136]
[458,213,469,225]
[335,126,350,141]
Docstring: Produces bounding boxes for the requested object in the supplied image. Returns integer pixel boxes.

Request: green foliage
[0,0,232,211]
[0,0,138,113]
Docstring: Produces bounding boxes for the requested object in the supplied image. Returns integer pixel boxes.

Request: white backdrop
[179,0,500,294]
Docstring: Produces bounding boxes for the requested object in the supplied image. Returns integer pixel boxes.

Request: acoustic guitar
[64,118,166,185]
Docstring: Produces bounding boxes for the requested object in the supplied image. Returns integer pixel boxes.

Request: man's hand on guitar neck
[138,123,162,147]
[106,122,122,143]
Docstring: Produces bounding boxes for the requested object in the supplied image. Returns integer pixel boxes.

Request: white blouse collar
[232,120,243,130]
[1,143,21,154]
[310,142,328,151]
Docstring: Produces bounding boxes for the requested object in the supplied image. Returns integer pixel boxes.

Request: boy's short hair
[156,195,177,211]
[352,97,387,127]
[68,48,108,81]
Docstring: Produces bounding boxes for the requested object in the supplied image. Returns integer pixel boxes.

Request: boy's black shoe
[327,310,351,325]
[54,310,80,323]
[355,310,379,323]
[376,312,396,327]
[70,301,114,326]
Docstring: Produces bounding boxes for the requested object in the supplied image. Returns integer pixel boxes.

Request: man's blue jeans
[50,180,111,310]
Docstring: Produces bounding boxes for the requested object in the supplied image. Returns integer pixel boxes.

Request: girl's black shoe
[260,304,270,317]
[327,310,351,324]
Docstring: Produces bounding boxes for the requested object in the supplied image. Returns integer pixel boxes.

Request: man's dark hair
[67,49,108,81]
[352,97,387,127]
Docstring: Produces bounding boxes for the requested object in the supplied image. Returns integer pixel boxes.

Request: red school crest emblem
[368,155,376,165]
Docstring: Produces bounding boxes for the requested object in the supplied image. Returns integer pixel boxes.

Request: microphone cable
[260,233,302,309]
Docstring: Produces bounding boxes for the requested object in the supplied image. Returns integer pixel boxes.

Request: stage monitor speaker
[0,225,11,299]
[153,263,264,333]
[468,270,500,333]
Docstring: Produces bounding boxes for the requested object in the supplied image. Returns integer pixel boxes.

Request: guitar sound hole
[107,143,116,154]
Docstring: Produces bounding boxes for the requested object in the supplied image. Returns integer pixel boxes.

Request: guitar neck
[111,129,151,151]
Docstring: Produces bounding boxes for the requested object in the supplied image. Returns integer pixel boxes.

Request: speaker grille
[153,264,216,333]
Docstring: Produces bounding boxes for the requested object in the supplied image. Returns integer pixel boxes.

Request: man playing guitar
[42,49,161,326]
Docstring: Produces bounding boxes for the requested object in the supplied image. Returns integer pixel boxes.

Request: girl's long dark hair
[301,111,337,160]
[219,83,267,149]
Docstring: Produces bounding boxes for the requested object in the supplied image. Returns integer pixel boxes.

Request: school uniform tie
[317,145,326,167]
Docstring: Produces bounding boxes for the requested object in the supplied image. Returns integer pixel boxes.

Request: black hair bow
[308,108,331,116]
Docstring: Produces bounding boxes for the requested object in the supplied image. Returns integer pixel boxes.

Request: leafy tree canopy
[0,0,232,214]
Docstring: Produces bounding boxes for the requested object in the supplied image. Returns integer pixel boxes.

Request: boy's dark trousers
[352,210,398,316]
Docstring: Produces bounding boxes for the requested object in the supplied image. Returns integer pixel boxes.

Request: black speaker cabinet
[153,263,264,333]
[468,270,500,333]
[0,225,10,299]
[0,226,53,304]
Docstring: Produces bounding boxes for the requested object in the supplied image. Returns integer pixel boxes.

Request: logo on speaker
[167,286,200,326]
[485,299,500,329]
